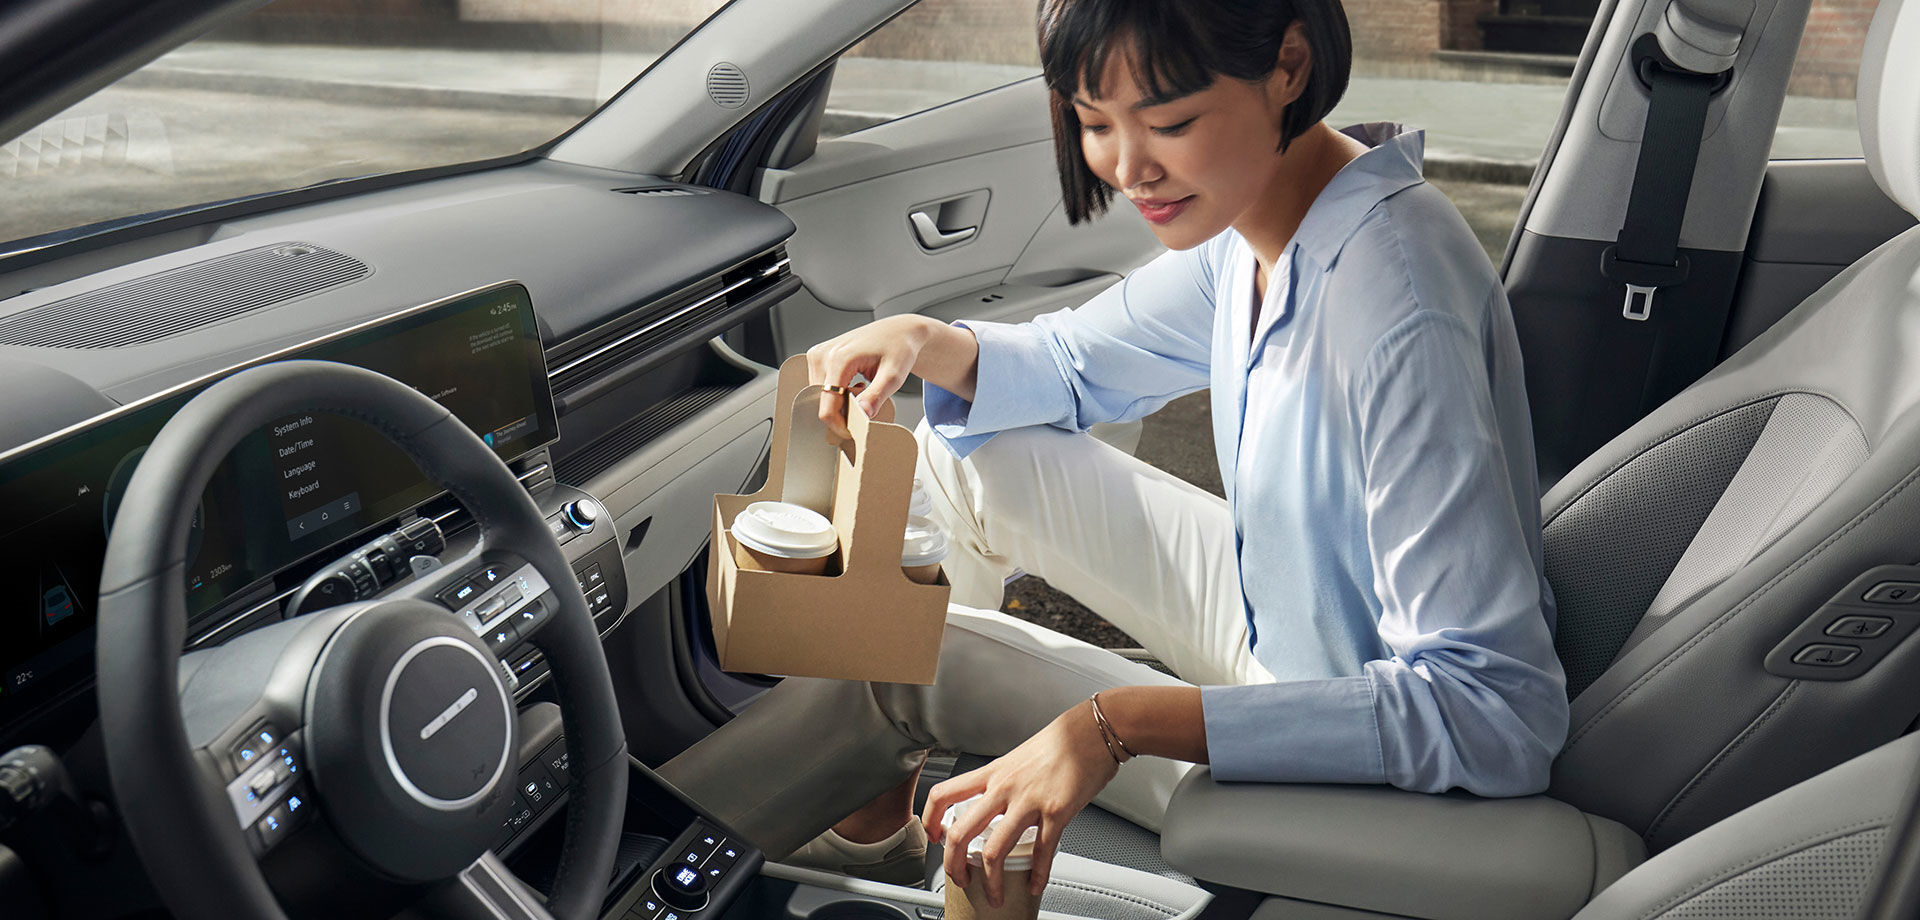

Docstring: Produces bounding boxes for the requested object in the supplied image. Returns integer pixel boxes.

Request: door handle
[910,210,977,250]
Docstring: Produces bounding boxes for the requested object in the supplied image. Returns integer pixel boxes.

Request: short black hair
[1037,0,1353,224]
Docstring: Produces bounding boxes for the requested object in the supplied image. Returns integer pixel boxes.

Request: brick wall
[1791,0,1876,97]
[844,0,1039,67]
[242,0,1885,98]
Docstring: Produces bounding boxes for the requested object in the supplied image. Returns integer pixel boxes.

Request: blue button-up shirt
[926,124,1568,796]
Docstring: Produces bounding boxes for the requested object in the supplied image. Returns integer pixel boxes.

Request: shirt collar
[1288,123,1427,269]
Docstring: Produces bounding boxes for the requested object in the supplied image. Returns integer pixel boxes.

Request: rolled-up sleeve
[1203,307,1567,797]
[925,242,1217,458]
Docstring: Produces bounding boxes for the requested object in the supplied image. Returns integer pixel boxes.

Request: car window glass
[821,3,1042,139]
[1324,12,1573,262]
[1772,0,1873,159]
[0,0,732,249]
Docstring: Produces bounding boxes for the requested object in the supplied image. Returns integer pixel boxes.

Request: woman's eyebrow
[1071,89,1200,110]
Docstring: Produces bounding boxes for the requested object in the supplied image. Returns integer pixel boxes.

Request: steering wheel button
[479,563,510,585]
[257,804,293,848]
[486,623,520,655]
[439,578,482,608]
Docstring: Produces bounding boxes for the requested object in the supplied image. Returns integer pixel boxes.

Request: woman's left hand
[922,699,1120,908]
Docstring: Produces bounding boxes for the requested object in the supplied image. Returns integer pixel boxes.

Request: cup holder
[805,900,914,920]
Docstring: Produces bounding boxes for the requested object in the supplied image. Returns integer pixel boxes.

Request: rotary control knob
[653,864,709,911]
[563,498,601,531]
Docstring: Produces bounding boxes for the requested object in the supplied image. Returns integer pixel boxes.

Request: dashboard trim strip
[545,256,789,383]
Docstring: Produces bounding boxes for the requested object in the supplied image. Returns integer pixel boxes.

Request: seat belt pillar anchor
[1622,284,1659,321]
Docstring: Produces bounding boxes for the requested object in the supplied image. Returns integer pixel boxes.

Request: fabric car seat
[1541,0,1920,852]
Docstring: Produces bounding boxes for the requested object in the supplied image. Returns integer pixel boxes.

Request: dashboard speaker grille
[706,62,750,108]
[0,243,369,348]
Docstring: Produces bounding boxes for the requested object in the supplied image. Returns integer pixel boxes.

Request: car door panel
[762,77,1162,356]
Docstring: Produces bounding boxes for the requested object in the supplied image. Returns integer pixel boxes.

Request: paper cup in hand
[729,501,838,575]
[940,794,1041,920]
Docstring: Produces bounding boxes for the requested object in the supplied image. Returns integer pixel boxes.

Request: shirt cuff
[1201,678,1386,784]
[925,320,1073,459]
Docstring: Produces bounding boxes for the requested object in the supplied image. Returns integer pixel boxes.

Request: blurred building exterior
[250,0,1874,97]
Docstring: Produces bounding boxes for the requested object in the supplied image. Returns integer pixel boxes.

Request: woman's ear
[1267,21,1313,109]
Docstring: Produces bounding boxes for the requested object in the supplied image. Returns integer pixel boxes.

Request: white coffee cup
[909,477,934,519]
[730,501,838,576]
[900,514,949,585]
[940,794,1040,920]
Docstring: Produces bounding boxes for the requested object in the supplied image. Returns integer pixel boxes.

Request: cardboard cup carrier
[707,356,952,684]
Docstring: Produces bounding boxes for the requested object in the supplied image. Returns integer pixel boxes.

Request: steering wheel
[95,361,628,920]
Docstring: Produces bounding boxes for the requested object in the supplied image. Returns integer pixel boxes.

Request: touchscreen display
[0,283,555,717]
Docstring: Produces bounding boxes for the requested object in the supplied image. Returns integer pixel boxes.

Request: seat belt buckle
[1622,284,1658,321]
[1601,245,1690,323]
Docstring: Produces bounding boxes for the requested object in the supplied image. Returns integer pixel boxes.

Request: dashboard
[0,282,559,728]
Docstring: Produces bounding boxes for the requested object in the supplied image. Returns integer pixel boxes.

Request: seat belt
[1600,33,1731,322]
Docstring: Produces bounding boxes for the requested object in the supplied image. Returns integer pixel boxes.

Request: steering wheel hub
[306,599,516,882]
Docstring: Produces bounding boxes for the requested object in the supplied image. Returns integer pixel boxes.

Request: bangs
[1039,0,1215,104]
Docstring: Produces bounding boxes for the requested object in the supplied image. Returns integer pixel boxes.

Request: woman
[663,0,1568,907]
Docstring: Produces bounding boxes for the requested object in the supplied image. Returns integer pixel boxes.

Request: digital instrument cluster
[0,283,558,723]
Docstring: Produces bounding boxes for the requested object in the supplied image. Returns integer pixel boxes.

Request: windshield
[0,0,732,250]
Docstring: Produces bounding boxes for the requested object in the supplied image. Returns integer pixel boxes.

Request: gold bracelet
[1089,692,1136,764]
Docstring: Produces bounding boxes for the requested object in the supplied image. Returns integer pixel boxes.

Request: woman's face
[1072,41,1306,250]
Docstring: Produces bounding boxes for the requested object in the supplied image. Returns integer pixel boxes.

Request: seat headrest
[1860,0,1920,216]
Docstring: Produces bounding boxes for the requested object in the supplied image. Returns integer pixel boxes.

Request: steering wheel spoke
[419,851,557,920]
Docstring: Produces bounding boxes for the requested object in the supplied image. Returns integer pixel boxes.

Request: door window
[820,2,1042,138]
[1772,0,1876,159]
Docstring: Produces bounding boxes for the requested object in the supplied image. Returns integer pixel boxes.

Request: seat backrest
[1542,0,1920,852]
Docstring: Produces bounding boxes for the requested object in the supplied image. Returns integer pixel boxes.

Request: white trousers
[658,422,1272,859]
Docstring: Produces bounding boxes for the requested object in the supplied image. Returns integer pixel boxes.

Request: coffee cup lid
[940,794,1036,871]
[909,478,933,519]
[900,515,949,568]
[731,501,838,559]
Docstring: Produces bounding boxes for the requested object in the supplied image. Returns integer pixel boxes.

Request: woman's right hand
[806,314,975,439]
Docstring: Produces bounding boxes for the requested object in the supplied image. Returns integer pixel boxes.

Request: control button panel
[290,519,446,616]
[497,737,572,849]
[623,823,754,919]
[1766,564,1920,680]
[224,736,310,854]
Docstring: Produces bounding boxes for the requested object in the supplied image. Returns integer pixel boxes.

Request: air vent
[706,62,750,108]
[614,186,709,197]
[0,243,369,348]
[556,385,737,482]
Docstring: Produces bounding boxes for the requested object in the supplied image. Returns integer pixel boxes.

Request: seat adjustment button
[1792,644,1861,666]
[1825,615,1894,639]
[1862,581,1920,604]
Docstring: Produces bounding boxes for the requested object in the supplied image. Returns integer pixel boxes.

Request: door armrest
[1160,769,1645,920]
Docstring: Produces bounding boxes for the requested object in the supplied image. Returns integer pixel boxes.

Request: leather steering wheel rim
[95,360,627,920]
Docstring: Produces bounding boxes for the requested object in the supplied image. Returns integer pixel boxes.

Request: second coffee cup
[729,501,839,575]
[900,514,949,585]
